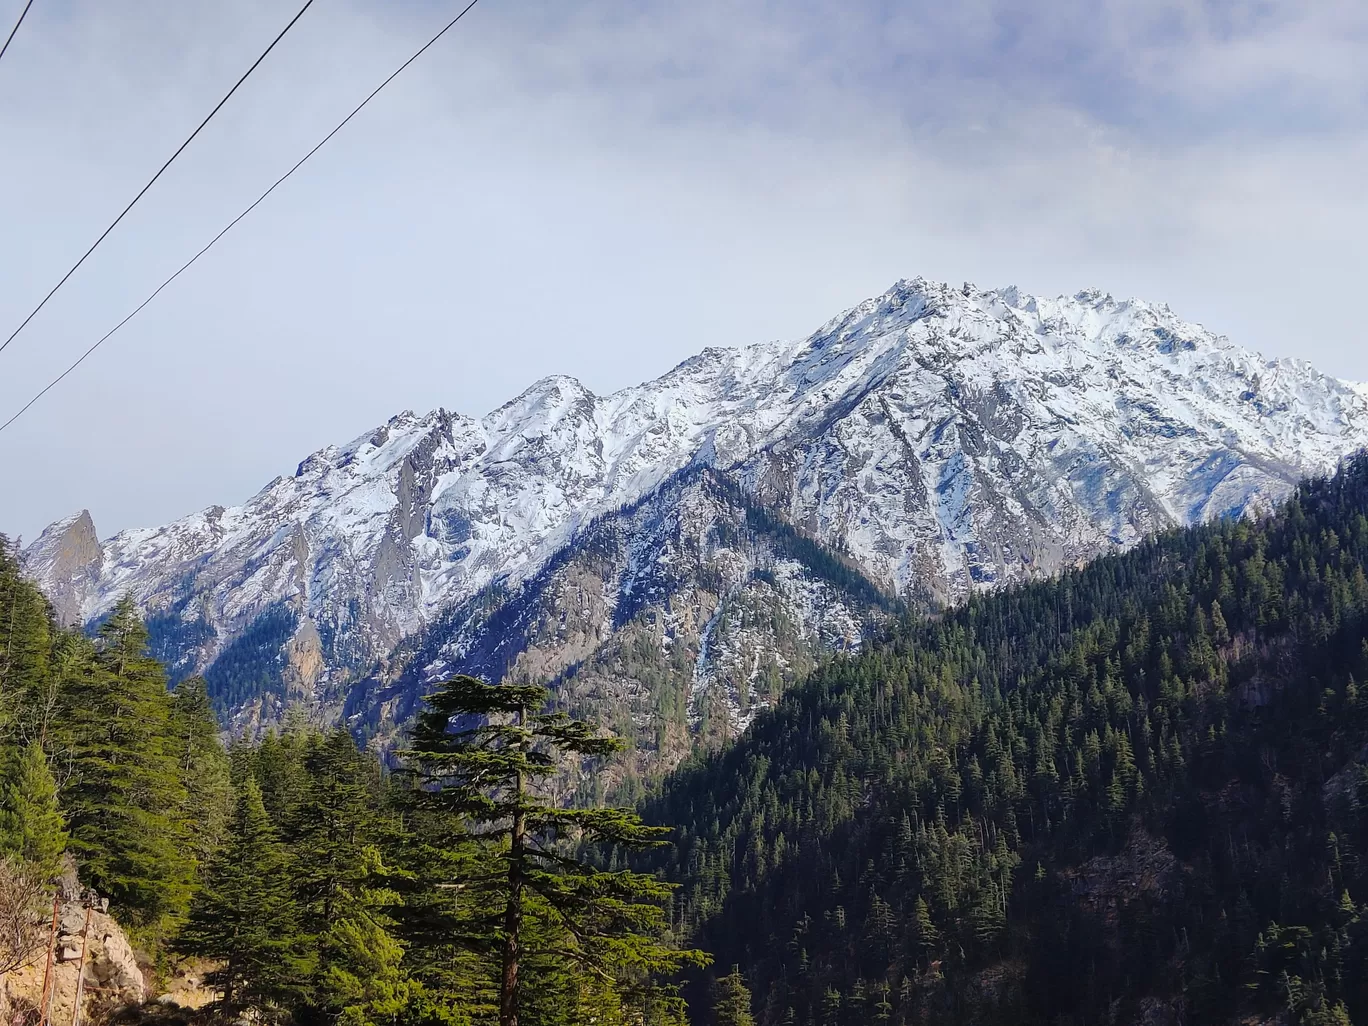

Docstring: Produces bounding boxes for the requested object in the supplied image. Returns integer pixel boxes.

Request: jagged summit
[23,509,102,627]
[22,278,1368,723]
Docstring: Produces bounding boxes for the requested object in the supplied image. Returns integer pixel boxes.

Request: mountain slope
[645,454,1368,1026]
[22,278,1368,735]
[345,465,892,780]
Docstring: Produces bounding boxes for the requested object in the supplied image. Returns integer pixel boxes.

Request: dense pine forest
[7,452,1368,1025]
[0,543,702,1025]
[646,453,1368,1025]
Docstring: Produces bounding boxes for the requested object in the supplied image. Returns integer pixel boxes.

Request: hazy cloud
[0,0,1364,542]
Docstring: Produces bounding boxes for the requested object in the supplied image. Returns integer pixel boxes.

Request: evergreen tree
[55,598,194,925]
[169,676,233,874]
[913,896,939,957]
[390,781,506,1021]
[407,675,707,1026]
[179,775,311,1017]
[291,730,409,1021]
[0,537,52,737]
[644,455,1368,1025]
[253,725,313,825]
[289,731,386,927]
[0,741,66,878]
[713,966,757,1026]
[319,889,414,1026]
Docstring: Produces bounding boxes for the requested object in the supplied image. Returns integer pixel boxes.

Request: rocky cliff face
[22,278,1368,745]
[0,886,145,1024]
[25,510,102,628]
[347,466,891,777]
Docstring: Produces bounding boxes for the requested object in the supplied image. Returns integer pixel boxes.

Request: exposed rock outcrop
[0,889,145,1025]
[23,510,102,627]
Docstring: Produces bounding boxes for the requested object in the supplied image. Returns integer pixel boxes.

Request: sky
[0,0,1365,544]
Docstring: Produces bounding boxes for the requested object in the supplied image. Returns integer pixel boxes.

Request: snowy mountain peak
[23,279,1368,716]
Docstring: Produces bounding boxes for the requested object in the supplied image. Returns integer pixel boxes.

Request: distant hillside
[646,452,1368,1026]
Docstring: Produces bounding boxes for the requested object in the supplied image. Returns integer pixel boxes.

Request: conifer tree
[319,890,414,1026]
[390,785,504,1020]
[0,741,66,878]
[291,729,410,1021]
[712,966,757,1026]
[407,675,706,1026]
[0,537,52,726]
[55,598,194,924]
[179,775,311,1016]
[253,726,313,825]
[290,730,386,928]
[169,676,233,873]
[913,896,939,956]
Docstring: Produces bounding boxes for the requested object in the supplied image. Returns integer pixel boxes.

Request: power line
[0,0,485,437]
[0,0,35,65]
[0,0,317,358]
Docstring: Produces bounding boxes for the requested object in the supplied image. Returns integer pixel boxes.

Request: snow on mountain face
[348,467,888,772]
[23,278,1368,707]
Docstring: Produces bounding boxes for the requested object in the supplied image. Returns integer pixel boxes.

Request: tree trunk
[500,703,527,1026]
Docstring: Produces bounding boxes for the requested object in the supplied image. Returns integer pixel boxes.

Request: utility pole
[36,895,59,1026]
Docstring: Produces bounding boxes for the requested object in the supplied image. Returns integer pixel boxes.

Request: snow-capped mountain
[23,278,1368,749]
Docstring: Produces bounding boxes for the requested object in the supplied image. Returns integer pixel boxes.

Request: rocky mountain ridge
[22,278,1368,750]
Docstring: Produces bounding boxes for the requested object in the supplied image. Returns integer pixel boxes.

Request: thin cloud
[0,0,1363,544]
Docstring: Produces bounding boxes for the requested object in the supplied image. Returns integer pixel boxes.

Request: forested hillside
[13,449,1368,1025]
[0,561,223,936]
[0,540,701,1025]
[647,453,1368,1026]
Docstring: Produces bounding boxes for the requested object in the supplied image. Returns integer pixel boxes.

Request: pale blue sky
[1,0,1365,542]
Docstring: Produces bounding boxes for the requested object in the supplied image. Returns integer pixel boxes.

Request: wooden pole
[69,906,92,1026]
[36,895,59,1026]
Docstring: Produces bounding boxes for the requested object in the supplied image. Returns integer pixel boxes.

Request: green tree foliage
[0,540,230,944]
[0,539,715,1024]
[646,453,1368,1025]
[407,675,708,1026]
[202,603,298,715]
[179,775,310,1017]
[169,676,233,871]
[171,704,704,1026]
[54,597,195,925]
[0,740,67,878]
[0,536,52,734]
[712,966,757,1026]
[251,725,314,825]
[388,786,503,1020]
[319,895,413,1026]
[278,728,410,1023]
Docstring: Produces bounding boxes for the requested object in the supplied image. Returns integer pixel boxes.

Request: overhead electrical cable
[0,0,317,357]
[0,0,35,66]
[0,0,485,436]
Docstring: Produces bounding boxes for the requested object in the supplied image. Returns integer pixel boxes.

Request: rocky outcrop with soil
[0,875,145,1025]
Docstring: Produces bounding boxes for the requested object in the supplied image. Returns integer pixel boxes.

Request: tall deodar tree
[407,675,704,1026]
